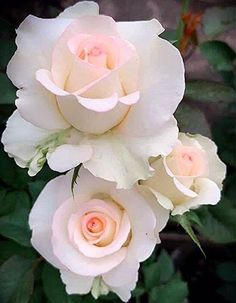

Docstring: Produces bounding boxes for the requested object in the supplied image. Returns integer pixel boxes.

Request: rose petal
[29,174,72,268]
[58,1,99,19]
[117,22,184,137]
[7,15,71,129]
[47,144,93,172]
[60,270,94,295]
[172,178,221,216]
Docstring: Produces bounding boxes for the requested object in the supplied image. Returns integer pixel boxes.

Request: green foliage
[174,212,205,256]
[175,103,211,137]
[200,41,236,86]
[143,250,174,289]
[0,256,36,303]
[202,7,236,36]
[185,80,236,104]
[149,276,188,303]
[140,250,189,303]
[0,73,16,104]
[216,262,236,303]
[0,191,31,246]
[42,263,73,303]
[195,198,236,244]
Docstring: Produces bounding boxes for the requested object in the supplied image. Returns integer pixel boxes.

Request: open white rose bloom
[29,168,169,301]
[1,1,184,188]
[142,133,226,216]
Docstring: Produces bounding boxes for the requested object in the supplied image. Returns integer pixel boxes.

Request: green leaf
[0,73,16,104]
[149,277,188,303]
[212,116,236,167]
[71,164,82,195]
[203,7,236,36]
[200,41,236,72]
[0,240,36,264]
[28,181,47,202]
[0,255,35,303]
[159,29,178,44]
[0,191,31,246]
[42,263,71,303]
[143,250,174,289]
[0,145,31,189]
[196,198,236,244]
[185,80,236,104]
[175,103,211,137]
[175,213,205,256]
[0,39,16,70]
[200,41,236,86]
[216,262,236,282]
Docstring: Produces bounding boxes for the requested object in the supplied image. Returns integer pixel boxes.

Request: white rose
[29,168,169,301]
[2,1,184,188]
[142,133,226,215]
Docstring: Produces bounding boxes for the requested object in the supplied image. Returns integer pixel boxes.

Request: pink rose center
[79,45,109,68]
[166,145,208,177]
[86,217,104,233]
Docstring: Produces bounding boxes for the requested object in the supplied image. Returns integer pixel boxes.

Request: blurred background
[0,1,235,303]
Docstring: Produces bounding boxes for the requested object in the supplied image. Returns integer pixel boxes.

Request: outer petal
[60,270,94,295]
[107,271,138,302]
[47,144,93,172]
[29,174,72,268]
[190,134,226,189]
[83,117,178,189]
[1,110,57,176]
[84,132,153,189]
[117,20,185,137]
[58,1,99,19]
[172,178,221,216]
[7,15,71,129]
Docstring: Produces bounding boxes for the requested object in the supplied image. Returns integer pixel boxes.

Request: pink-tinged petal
[52,15,119,88]
[77,94,119,112]
[7,15,72,129]
[57,94,129,134]
[52,199,127,276]
[47,144,93,173]
[185,134,226,189]
[172,178,221,216]
[119,91,140,105]
[36,69,68,96]
[70,212,130,258]
[29,174,72,268]
[60,270,94,295]
[58,1,99,19]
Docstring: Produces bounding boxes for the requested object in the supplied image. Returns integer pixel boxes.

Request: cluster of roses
[1,2,226,302]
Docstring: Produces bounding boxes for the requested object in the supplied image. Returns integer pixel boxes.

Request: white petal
[60,270,94,295]
[29,174,72,268]
[138,185,170,237]
[190,134,226,189]
[107,271,138,302]
[1,110,56,175]
[110,188,157,262]
[7,15,71,129]
[47,144,93,172]
[84,132,153,189]
[117,22,184,137]
[172,178,221,216]
[58,1,99,19]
